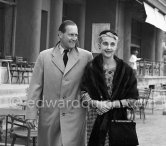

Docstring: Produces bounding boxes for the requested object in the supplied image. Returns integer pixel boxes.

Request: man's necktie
[63,49,69,67]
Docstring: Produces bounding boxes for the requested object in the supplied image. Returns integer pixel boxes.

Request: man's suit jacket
[26,46,93,146]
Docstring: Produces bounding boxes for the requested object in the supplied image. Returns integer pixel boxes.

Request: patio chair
[0,116,5,141]
[135,88,151,121]
[9,56,25,84]
[21,61,34,84]
[5,114,37,146]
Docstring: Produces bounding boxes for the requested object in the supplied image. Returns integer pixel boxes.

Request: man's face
[135,51,138,56]
[59,25,78,49]
[99,36,118,59]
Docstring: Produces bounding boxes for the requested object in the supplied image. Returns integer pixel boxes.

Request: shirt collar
[59,44,64,55]
[59,44,71,55]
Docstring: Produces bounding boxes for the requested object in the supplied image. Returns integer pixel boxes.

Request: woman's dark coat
[81,54,139,146]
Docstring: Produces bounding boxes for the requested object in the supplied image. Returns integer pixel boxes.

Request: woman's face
[99,36,118,59]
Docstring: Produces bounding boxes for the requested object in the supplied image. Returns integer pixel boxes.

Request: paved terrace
[136,109,166,146]
[0,84,166,146]
[0,109,165,146]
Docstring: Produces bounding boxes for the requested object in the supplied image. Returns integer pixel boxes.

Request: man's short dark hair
[58,20,77,33]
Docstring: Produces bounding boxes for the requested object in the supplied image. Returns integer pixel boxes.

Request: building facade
[0,0,166,67]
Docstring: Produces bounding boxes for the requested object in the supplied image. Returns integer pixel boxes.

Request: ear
[58,31,63,39]
[98,43,101,49]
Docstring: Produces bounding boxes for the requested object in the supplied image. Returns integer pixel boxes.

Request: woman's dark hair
[99,30,118,37]
[58,20,77,33]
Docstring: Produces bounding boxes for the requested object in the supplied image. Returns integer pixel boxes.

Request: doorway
[40,10,48,52]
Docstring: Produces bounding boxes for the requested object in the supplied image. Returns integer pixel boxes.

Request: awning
[143,2,166,32]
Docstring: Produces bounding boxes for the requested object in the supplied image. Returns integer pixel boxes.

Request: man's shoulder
[77,47,92,55]
[38,48,54,59]
[129,55,136,61]
[40,48,54,55]
[131,55,136,59]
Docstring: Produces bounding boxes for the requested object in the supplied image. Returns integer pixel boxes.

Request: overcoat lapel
[64,48,79,76]
[51,47,65,73]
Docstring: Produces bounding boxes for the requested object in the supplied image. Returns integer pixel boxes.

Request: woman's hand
[94,101,111,115]
[80,91,92,107]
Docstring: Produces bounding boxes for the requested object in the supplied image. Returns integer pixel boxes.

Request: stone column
[155,29,164,62]
[49,0,63,48]
[150,29,156,61]
[12,2,17,57]
[27,0,42,62]
[78,0,86,48]
[15,0,42,62]
[4,5,13,55]
[155,29,164,76]
[123,7,131,63]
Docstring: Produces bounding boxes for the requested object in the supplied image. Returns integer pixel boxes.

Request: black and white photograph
[0,0,166,146]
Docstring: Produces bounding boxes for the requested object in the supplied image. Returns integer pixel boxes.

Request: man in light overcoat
[26,20,93,146]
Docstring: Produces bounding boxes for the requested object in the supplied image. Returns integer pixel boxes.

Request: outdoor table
[0,59,13,84]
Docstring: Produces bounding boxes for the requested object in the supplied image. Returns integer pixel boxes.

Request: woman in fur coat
[81,30,139,146]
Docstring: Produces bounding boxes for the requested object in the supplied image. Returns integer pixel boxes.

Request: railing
[137,60,166,76]
[149,89,166,111]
